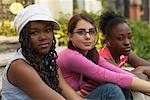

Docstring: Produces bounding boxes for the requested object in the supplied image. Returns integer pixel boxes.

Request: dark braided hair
[19,21,62,94]
[68,13,99,64]
[99,11,127,38]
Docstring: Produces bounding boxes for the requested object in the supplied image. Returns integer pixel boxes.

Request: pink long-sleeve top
[57,48,134,91]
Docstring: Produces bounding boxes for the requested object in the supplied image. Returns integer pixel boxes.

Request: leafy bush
[56,12,150,60]
[1,13,150,60]
[56,11,104,49]
[128,21,150,60]
[56,12,71,46]
[0,20,16,36]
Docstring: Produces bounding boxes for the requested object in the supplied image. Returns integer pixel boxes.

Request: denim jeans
[121,88,133,100]
[86,83,127,100]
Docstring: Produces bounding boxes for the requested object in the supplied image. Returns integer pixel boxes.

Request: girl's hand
[132,66,150,79]
[131,66,149,80]
[131,71,149,81]
[143,67,150,79]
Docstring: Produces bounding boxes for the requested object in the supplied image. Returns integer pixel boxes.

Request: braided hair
[19,21,62,94]
[99,11,127,38]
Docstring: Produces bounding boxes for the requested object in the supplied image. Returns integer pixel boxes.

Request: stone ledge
[0,46,66,67]
[0,36,19,43]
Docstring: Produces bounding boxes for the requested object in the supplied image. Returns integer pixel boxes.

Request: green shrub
[0,20,16,36]
[1,13,150,60]
[56,12,71,46]
[128,21,150,60]
[56,11,105,48]
[56,12,150,60]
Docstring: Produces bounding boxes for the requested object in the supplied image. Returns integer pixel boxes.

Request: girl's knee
[103,83,121,91]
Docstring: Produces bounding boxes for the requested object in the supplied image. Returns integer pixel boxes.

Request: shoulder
[5,49,30,76]
[7,48,29,65]
[99,47,110,57]
[58,48,81,59]
[10,55,38,72]
[99,47,114,61]
[57,48,88,67]
[10,59,33,71]
[8,59,39,86]
[57,48,84,63]
[128,51,140,64]
[8,59,36,77]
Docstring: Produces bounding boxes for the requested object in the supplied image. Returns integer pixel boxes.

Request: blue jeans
[121,88,133,100]
[86,83,127,100]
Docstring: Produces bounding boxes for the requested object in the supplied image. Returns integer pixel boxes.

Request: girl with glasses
[57,13,150,100]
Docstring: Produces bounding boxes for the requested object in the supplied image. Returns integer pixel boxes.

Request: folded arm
[128,51,150,80]
[63,53,133,88]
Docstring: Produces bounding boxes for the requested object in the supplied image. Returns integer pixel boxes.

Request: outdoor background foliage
[0,12,150,60]
[128,21,150,60]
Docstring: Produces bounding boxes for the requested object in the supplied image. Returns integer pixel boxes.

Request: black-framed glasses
[73,28,97,36]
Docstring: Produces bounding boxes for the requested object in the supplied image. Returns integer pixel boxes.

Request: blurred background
[0,0,150,88]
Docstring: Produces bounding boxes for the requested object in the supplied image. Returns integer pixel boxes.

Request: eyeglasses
[73,28,97,36]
